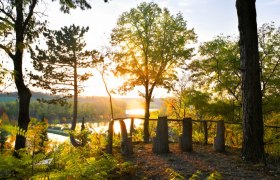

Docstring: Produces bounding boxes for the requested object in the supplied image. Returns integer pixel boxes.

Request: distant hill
[0,91,164,109]
[0,91,53,102]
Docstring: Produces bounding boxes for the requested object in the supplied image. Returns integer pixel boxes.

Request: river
[47,109,158,142]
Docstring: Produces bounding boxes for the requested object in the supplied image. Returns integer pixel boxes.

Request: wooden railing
[106,117,280,155]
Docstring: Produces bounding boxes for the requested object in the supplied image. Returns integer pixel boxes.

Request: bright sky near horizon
[2,0,280,98]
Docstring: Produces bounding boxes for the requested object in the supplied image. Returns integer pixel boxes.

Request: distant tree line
[0,97,127,124]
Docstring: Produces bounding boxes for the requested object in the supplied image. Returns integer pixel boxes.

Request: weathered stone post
[213,120,225,152]
[119,119,133,155]
[106,120,114,154]
[130,117,134,137]
[203,120,208,145]
[179,118,192,152]
[152,116,169,154]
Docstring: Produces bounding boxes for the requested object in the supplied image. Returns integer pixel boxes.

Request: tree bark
[70,55,81,147]
[143,97,150,143]
[236,0,265,163]
[101,73,114,119]
[13,0,33,153]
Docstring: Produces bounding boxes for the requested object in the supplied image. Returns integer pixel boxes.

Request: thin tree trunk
[101,74,114,119]
[143,97,150,143]
[70,57,81,147]
[236,0,265,163]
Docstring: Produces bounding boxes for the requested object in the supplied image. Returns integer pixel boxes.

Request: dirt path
[121,143,280,179]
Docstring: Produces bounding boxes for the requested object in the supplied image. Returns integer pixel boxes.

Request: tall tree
[111,2,196,142]
[0,0,91,152]
[189,36,241,104]
[31,25,92,147]
[187,36,242,121]
[236,0,265,163]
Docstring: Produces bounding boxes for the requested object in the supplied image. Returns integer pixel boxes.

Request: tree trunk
[101,74,114,119]
[143,97,150,143]
[14,77,32,152]
[70,57,81,147]
[236,0,265,163]
[13,1,32,153]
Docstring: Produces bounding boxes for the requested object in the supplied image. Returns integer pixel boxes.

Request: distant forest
[0,92,164,124]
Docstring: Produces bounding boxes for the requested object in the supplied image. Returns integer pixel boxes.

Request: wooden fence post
[179,118,192,152]
[213,120,225,152]
[106,120,114,154]
[203,120,208,145]
[152,116,169,154]
[119,119,133,155]
[130,117,134,137]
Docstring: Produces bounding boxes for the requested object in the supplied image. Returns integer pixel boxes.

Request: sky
[2,0,280,98]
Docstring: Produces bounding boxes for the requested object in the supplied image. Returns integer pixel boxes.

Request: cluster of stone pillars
[106,117,225,155]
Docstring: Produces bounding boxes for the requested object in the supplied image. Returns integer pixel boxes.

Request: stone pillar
[152,116,169,154]
[179,118,192,152]
[106,120,114,154]
[119,119,133,155]
[203,120,208,145]
[213,120,225,152]
[130,117,134,137]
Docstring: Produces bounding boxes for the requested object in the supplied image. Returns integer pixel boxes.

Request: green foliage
[27,118,49,153]
[112,2,196,94]
[190,170,222,180]
[45,141,135,179]
[264,126,280,157]
[0,127,136,179]
[0,150,48,179]
[207,171,223,180]
[111,2,196,140]
[225,124,242,148]
[259,22,280,118]
[31,24,92,105]
[190,170,203,180]
[185,35,241,121]
[165,168,184,180]
[0,0,93,151]
[176,23,280,123]
[57,0,91,13]
[0,64,8,85]
[168,122,181,142]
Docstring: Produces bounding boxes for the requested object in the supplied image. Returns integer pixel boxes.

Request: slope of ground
[119,143,280,179]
